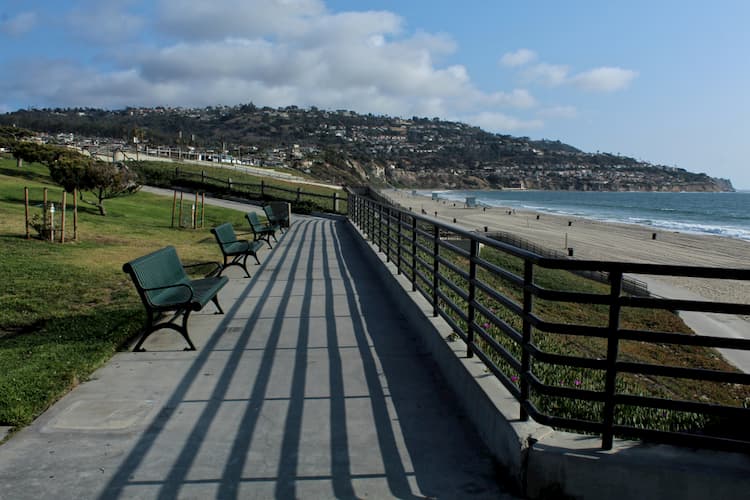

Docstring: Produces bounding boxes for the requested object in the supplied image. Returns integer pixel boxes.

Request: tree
[49,158,140,216]
[6,139,63,168]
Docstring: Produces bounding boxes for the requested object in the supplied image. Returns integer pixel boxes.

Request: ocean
[418,190,750,241]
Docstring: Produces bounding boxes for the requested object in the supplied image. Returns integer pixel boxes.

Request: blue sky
[1,1,748,188]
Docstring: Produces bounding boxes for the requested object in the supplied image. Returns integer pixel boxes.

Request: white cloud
[67,6,144,43]
[486,89,537,108]
[157,0,329,40]
[7,2,633,134]
[466,111,543,132]
[537,105,578,119]
[570,66,638,92]
[0,11,37,36]
[522,63,570,87]
[500,48,536,67]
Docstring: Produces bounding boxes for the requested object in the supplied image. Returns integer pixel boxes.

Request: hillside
[0,105,734,192]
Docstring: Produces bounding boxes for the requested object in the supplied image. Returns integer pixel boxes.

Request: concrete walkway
[0,215,515,499]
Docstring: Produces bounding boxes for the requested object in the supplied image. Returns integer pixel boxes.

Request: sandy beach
[382,188,750,369]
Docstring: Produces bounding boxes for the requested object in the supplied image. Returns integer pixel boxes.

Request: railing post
[368,199,374,241]
[520,260,534,421]
[411,215,417,292]
[377,203,384,253]
[467,239,478,358]
[385,206,391,263]
[432,224,440,317]
[396,210,403,275]
[602,269,623,450]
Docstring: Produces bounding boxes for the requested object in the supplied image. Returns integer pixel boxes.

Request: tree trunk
[16,157,22,168]
[97,188,107,216]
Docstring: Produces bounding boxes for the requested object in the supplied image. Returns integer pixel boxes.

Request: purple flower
[574,379,582,386]
[483,322,490,329]
[511,375,519,382]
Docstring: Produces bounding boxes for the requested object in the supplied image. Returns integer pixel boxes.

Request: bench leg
[211,295,224,315]
[132,311,156,352]
[132,309,196,351]
[178,310,197,351]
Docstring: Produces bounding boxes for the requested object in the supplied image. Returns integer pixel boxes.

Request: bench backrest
[262,204,280,221]
[123,246,190,305]
[211,223,238,248]
[246,211,264,230]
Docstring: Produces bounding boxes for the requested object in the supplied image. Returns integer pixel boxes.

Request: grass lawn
[0,157,248,429]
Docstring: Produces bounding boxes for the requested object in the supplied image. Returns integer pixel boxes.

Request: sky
[1,1,748,188]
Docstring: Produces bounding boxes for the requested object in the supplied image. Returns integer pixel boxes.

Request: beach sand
[382,189,750,369]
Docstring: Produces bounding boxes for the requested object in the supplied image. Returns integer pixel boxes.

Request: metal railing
[348,192,750,452]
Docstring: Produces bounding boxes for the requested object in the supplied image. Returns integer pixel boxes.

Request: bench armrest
[183,261,223,278]
[142,282,195,304]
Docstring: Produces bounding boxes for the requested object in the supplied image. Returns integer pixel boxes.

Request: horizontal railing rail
[347,191,750,452]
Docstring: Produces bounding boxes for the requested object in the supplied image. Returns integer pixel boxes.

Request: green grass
[0,156,249,428]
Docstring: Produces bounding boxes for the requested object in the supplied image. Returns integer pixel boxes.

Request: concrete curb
[346,220,750,499]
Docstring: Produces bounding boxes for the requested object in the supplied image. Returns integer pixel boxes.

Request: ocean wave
[410,189,750,241]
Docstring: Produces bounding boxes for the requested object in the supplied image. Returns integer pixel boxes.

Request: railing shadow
[98,217,500,499]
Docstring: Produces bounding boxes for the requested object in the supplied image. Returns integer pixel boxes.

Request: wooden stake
[171,191,177,228]
[194,191,198,229]
[43,188,48,236]
[179,192,184,228]
[60,191,66,243]
[24,187,30,239]
[73,189,78,241]
[201,193,205,228]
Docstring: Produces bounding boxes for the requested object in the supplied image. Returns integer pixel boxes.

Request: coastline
[382,188,750,370]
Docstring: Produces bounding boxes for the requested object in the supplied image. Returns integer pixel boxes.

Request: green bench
[123,245,228,351]
[246,211,279,248]
[211,222,263,277]
[263,203,290,232]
